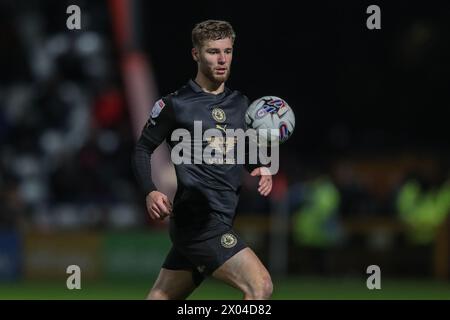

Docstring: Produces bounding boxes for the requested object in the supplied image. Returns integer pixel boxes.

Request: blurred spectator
[292,175,341,247]
[0,1,139,230]
[396,171,450,244]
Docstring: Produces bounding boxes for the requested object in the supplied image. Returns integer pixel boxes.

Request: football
[245,96,295,145]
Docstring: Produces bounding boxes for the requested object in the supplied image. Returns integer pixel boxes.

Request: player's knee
[259,275,273,299]
[248,274,273,300]
[147,288,171,300]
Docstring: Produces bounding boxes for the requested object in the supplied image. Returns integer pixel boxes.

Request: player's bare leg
[147,268,197,300]
[212,247,273,300]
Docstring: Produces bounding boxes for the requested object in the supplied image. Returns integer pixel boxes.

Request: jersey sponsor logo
[170,121,281,175]
[206,136,236,155]
[221,233,237,248]
[151,99,166,119]
[212,107,226,123]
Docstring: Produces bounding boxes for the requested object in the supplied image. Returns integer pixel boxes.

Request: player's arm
[248,167,272,197]
[244,145,273,197]
[132,97,174,220]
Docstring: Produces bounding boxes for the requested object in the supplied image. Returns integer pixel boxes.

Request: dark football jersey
[133,79,255,241]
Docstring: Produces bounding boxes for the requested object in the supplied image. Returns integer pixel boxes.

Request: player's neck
[194,73,225,95]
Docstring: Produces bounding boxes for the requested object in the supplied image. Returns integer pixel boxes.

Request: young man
[133,20,273,300]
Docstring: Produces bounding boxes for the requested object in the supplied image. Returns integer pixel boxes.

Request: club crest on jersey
[212,107,226,123]
[151,99,166,119]
[221,233,237,248]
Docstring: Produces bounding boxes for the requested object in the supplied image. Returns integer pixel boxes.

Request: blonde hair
[192,20,236,49]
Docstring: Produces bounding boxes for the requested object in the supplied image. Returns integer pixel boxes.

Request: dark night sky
[141,1,450,155]
[3,0,447,155]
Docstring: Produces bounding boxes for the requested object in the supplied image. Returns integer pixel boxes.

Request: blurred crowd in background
[0,0,449,280]
[0,0,143,231]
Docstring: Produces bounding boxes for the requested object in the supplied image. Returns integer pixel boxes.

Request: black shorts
[162,228,247,286]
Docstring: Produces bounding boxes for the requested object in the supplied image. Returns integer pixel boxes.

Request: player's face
[194,38,233,84]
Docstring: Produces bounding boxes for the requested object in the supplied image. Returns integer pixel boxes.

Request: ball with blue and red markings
[245,96,295,145]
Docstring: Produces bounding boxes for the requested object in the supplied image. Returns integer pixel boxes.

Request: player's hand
[250,167,272,197]
[146,191,173,220]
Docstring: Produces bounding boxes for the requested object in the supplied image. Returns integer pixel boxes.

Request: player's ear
[192,47,199,62]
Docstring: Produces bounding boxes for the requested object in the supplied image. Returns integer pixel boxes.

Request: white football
[245,96,295,145]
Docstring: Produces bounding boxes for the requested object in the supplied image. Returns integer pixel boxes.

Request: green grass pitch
[1,277,449,300]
